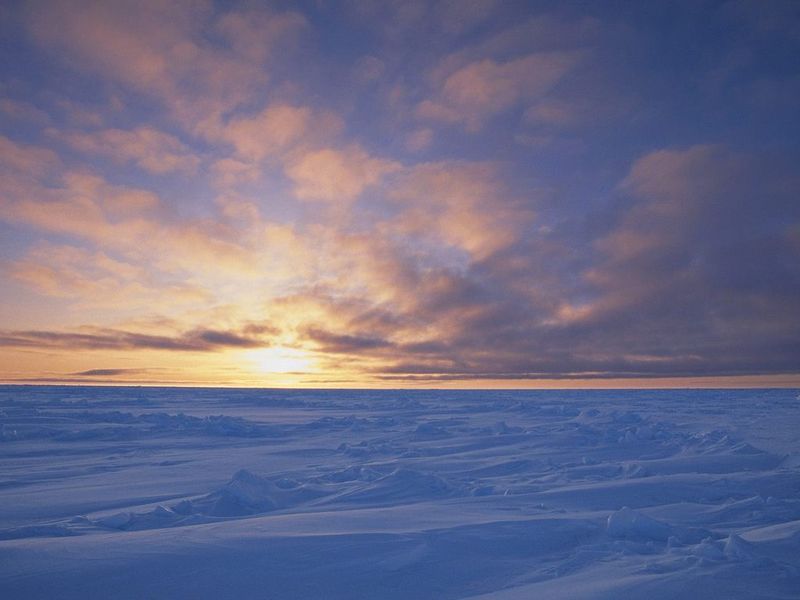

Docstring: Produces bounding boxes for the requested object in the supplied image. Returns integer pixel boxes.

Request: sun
[244,346,316,374]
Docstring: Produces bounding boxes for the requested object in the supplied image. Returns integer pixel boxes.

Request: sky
[0,0,799,388]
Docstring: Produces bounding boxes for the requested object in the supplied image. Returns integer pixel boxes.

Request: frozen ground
[1,386,799,599]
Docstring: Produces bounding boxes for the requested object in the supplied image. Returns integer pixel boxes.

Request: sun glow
[244,346,316,374]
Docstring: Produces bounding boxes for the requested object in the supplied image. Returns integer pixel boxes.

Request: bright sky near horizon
[0,0,798,388]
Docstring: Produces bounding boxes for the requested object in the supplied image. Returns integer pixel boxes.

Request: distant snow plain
[1,386,799,599]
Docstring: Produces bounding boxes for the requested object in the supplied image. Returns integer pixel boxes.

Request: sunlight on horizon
[244,346,317,375]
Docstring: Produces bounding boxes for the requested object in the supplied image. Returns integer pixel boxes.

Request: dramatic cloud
[260,143,800,381]
[1,2,798,386]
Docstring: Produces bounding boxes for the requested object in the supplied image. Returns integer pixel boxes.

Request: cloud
[25,1,307,130]
[351,55,385,84]
[72,368,147,377]
[2,169,156,244]
[4,3,799,385]
[1,154,272,282]
[5,131,796,382]
[0,98,50,124]
[0,134,325,319]
[343,0,432,40]
[219,104,342,163]
[303,327,393,353]
[249,143,800,382]
[57,127,200,174]
[418,52,579,130]
[7,242,212,308]
[0,135,60,178]
[388,161,531,259]
[405,128,434,152]
[28,1,213,97]
[436,0,500,35]
[576,144,800,368]
[523,102,577,126]
[463,14,604,58]
[0,326,272,352]
[286,146,400,204]
[210,159,262,187]
[213,7,308,64]
[344,0,499,39]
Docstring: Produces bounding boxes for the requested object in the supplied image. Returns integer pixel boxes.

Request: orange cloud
[2,155,278,293]
[8,242,211,308]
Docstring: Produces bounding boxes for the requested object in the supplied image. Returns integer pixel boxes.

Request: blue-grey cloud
[0,328,272,352]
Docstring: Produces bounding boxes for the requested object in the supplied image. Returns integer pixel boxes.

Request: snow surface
[1,386,799,599]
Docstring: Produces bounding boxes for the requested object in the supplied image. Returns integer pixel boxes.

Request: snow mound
[303,415,395,432]
[319,465,383,483]
[0,523,77,540]
[197,469,328,517]
[93,470,333,528]
[334,468,462,504]
[607,506,672,541]
[96,505,179,531]
[480,421,523,435]
[413,422,451,440]
[337,440,400,457]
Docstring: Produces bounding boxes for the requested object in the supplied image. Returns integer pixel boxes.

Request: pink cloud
[0,135,60,178]
[286,146,400,204]
[57,127,200,174]
[210,159,262,187]
[26,1,307,131]
[436,0,500,34]
[419,52,580,130]
[219,104,342,163]
[388,161,531,259]
[0,98,50,124]
[405,128,434,152]
[213,8,308,64]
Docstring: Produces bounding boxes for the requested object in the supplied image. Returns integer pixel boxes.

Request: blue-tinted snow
[1,386,799,599]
